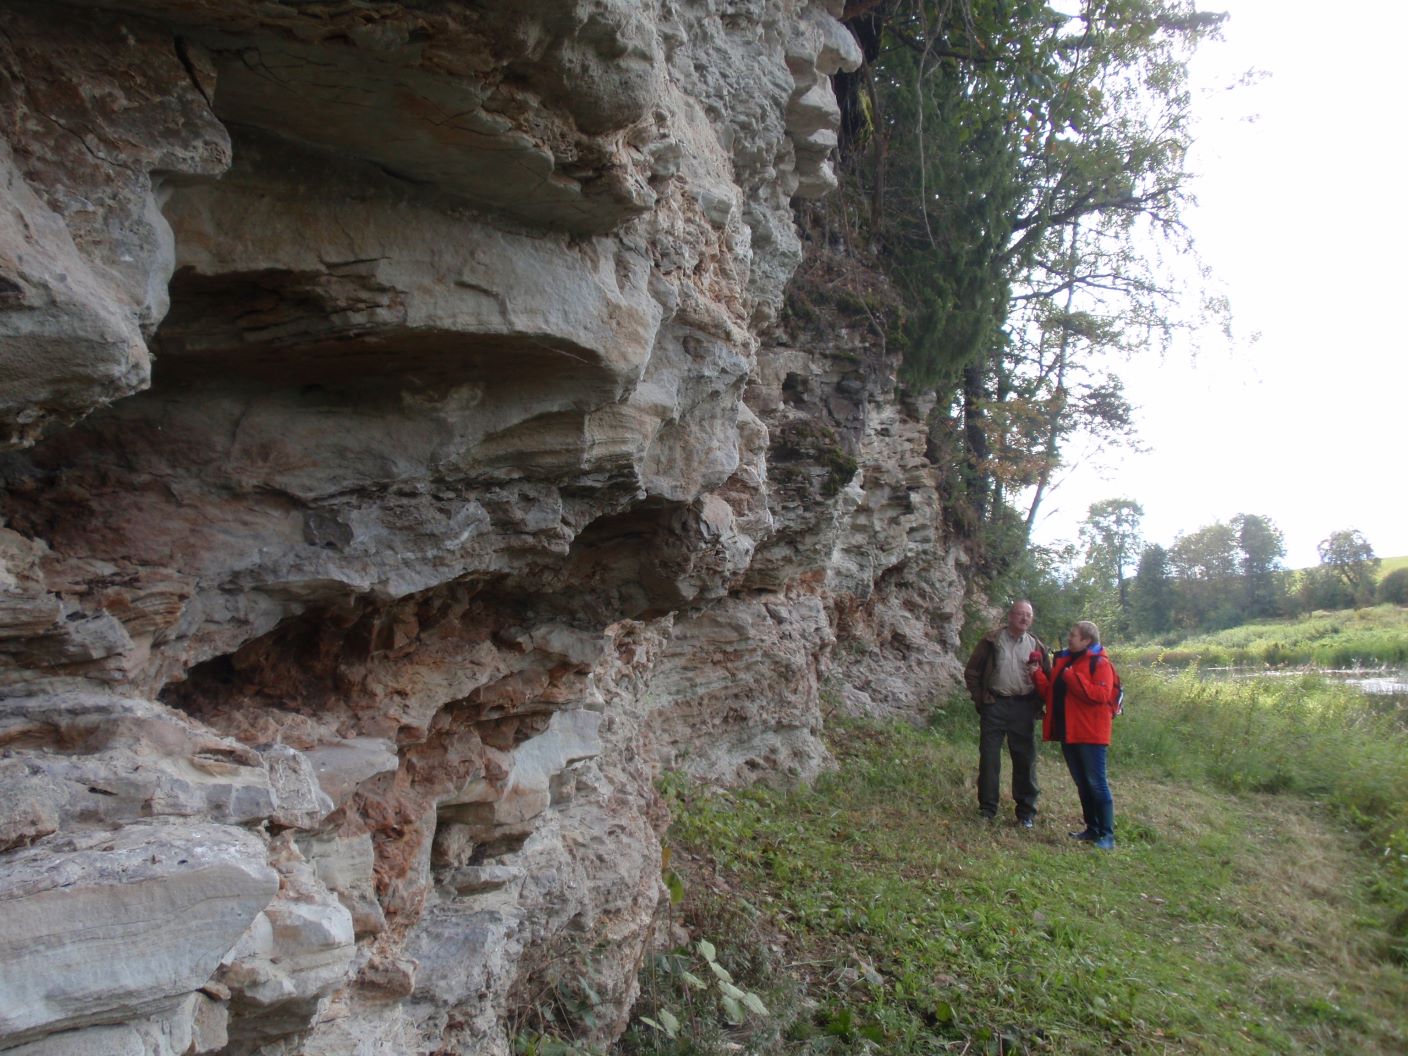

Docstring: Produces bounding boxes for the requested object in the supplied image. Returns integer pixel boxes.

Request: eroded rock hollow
[0,1,967,1052]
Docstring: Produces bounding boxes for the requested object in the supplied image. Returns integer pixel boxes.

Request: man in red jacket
[1029,620,1120,850]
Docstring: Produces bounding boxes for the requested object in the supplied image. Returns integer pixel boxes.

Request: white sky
[1026,0,1408,568]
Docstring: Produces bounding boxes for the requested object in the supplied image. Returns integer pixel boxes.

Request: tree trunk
[963,362,990,520]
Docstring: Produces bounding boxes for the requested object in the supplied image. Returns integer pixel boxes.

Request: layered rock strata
[0,2,965,1053]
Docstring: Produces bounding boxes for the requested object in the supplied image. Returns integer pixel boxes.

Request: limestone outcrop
[0,1,965,1052]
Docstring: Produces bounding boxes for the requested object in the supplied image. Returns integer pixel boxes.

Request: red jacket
[1032,646,1119,745]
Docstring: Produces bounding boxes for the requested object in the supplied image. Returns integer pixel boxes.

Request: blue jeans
[1061,743,1114,839]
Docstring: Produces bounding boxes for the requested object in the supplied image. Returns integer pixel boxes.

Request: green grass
[1378,555,1408,579]
[617,674,1408,1056]
[1122,604,1408,668]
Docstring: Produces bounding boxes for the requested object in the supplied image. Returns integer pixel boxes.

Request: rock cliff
[0,1,967,1052]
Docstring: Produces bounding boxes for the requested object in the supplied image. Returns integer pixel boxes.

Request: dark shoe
[1018,817,1034,829]
[1068,829,1096,841]
[979,813,997,824]
[1093,836,1115,850]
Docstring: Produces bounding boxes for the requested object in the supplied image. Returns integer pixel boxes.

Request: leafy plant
[639,939,769,1041]
[621,840,788,1056]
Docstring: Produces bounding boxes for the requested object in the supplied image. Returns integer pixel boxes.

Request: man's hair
[1075,620,1100,644]
[1009,599,1033,611]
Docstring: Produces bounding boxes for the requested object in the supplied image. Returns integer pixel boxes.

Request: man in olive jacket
[963,600,1050,826]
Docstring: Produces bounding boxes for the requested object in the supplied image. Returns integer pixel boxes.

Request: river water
[1201,665,1408,708]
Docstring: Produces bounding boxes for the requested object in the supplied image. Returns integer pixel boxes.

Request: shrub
[1379,567,1408,606]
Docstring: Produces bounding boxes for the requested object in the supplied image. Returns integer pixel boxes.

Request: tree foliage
[1231,513,1285,619]
[1167,521,1241,629]
[1129,542,1174,634]
[1379,567,1408,607]
[1079,497,1144,616]
[1009,505,1387,638]
[1124,513,1288,634]
[1317,529,1380,603]
[837,0,1226,531]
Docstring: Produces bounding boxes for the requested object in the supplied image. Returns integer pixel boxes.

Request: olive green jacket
[963,627,1051,710]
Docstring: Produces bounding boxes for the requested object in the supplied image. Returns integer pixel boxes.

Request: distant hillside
[1379,554,1408,578]
[1288,554,1406,578]
[1122,604,1408,668]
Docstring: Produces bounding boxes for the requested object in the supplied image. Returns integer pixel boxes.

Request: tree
[1379,567,1408,606]
[1079,498,1144,618]
[836,0,1227,531]
[1168,522,1240,628]
[1296,566,1352,613]
[1129,542,1174,634]
[1316,529,1380,607]
[1147,516,1287,630]
[1231,513,1286,619]
[998,540,1116,645]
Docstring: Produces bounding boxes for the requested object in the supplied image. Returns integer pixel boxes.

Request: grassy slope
[1121,604,1408,668]
[1287,555,1408,577]
[615,675,1408,1056]
[1379,554,1408,578]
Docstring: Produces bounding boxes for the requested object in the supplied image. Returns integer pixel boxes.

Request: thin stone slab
[0,821,277,1045]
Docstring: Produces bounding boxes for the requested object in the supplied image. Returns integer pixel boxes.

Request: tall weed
[1121,604,1408,668]
[1117,667,1408,959]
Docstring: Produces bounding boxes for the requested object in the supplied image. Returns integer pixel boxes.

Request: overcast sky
[1026,0,1408,568]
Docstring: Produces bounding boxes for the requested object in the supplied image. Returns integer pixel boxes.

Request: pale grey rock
[0,759,63,852]
[440,709,604,840]
[517,623,610,668]
[0,692,277,829]
[0,821,277,1046]
[0,2,230,448]
[160,136,666,396]
[0,1023,146,1056]
[18,0,663,234]
[648,594,834,784]
[204,2,661,232]
[474,0,665,136]
[295,832,385,938]
[390,619,664,1054]
[818,14,865,74]
[5,992,230,1056]
[259,745,336,830]
[0,4,973,1056]
[302,738,400,808]
[0,140,149,451]
[186,991,231,1055]
[216,851,358,1052]
[0,0,863,699]
[295,1004,421,1056]
[403,903,522,1055]
[441,864,526,897]
[355,952,418,1001]
[787,79,844,139]
[0,526,59,636]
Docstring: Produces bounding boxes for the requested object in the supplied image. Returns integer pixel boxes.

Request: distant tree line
[1070,502,1398,637]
